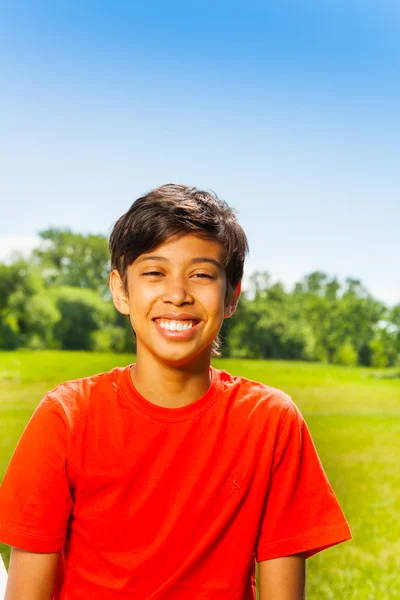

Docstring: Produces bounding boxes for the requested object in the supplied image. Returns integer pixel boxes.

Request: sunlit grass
[1,351,399,598]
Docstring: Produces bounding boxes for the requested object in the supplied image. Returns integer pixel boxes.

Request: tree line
[0,229,398,367]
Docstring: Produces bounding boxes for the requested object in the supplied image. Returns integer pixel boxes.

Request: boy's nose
[161,278,194,305]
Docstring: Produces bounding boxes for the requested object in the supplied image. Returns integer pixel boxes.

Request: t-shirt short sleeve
[0,394,73,552]
[255,401,351,561]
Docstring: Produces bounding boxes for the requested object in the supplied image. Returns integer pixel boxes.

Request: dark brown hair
[109,184,249,355]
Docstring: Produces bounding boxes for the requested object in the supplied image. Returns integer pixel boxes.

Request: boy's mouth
[153,313,200,337]
[154,319,198,331]
[153,318,200,332]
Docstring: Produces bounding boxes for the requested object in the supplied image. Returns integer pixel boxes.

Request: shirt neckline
[119,364,221,422]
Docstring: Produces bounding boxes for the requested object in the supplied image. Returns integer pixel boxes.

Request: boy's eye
[142,271,164,276]
[141,271,215,279]
[192,273,215,279]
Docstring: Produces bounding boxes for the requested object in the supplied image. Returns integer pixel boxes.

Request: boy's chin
[153,345,213,369]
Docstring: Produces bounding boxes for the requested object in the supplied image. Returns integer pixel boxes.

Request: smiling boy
[0,184,351,599]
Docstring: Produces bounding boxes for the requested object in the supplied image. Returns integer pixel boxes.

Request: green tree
[225,274,315,360]
[369,337,388,368]
[385,304,400,366]
[52,287,115,350]
[295,272,384,365]
[0,261,46,349]
[333,340,358,366]
[339,281,385,365]
[33,228,110,296]
[24,294,61,348]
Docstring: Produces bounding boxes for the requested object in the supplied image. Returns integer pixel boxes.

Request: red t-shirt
[0,365,351,599]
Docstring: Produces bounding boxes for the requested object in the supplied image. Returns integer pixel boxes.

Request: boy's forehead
[131,234,226,266]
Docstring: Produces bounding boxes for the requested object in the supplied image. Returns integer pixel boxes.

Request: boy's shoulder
[43,365,129,422]
[215,367,295,419]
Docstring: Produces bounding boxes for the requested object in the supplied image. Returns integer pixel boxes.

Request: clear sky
[0,1,399,305]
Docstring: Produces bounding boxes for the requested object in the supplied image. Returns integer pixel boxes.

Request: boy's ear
[109,270,130,315]
[224,282,241,319]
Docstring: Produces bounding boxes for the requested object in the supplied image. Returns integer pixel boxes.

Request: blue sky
[0,1,399,305]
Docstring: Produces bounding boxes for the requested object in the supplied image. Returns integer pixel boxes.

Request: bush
[369,338,388,368]
[333,341,358,366]
[91,327,128,352]
[52,287,114,350]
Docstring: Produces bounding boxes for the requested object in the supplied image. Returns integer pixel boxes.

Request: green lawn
[1,351,399,598]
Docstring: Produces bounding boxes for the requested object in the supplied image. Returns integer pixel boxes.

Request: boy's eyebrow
[136,256,223,270]
[135,256,167,264]
[191,257,224,270]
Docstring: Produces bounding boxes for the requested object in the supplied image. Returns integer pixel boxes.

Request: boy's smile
[110,234,238,368]
[153,313,201,338]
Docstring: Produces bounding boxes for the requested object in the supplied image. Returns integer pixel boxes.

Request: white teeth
[158,319,196,331]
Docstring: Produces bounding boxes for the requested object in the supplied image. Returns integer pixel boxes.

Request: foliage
[224,270,395,366]
[32,228,110,297]
[333,340,358,366]
[51,286,114,350]
[0,261,50,349]
[0,229,399,365]
[91,326,130,353]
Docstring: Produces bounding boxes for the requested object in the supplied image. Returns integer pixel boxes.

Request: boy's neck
[130,351,213,408]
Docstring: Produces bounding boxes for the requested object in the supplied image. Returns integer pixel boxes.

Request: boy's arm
[5,547,60,600]
[258,554,306,600]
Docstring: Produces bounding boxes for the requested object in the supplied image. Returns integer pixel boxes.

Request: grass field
[1,350,399,598]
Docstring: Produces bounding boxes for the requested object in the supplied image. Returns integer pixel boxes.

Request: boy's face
[110,234,239,368]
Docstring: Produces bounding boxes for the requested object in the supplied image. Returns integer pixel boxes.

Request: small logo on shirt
[229,473,243,494]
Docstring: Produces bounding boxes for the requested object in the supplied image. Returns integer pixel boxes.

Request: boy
[0,184,351,599]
